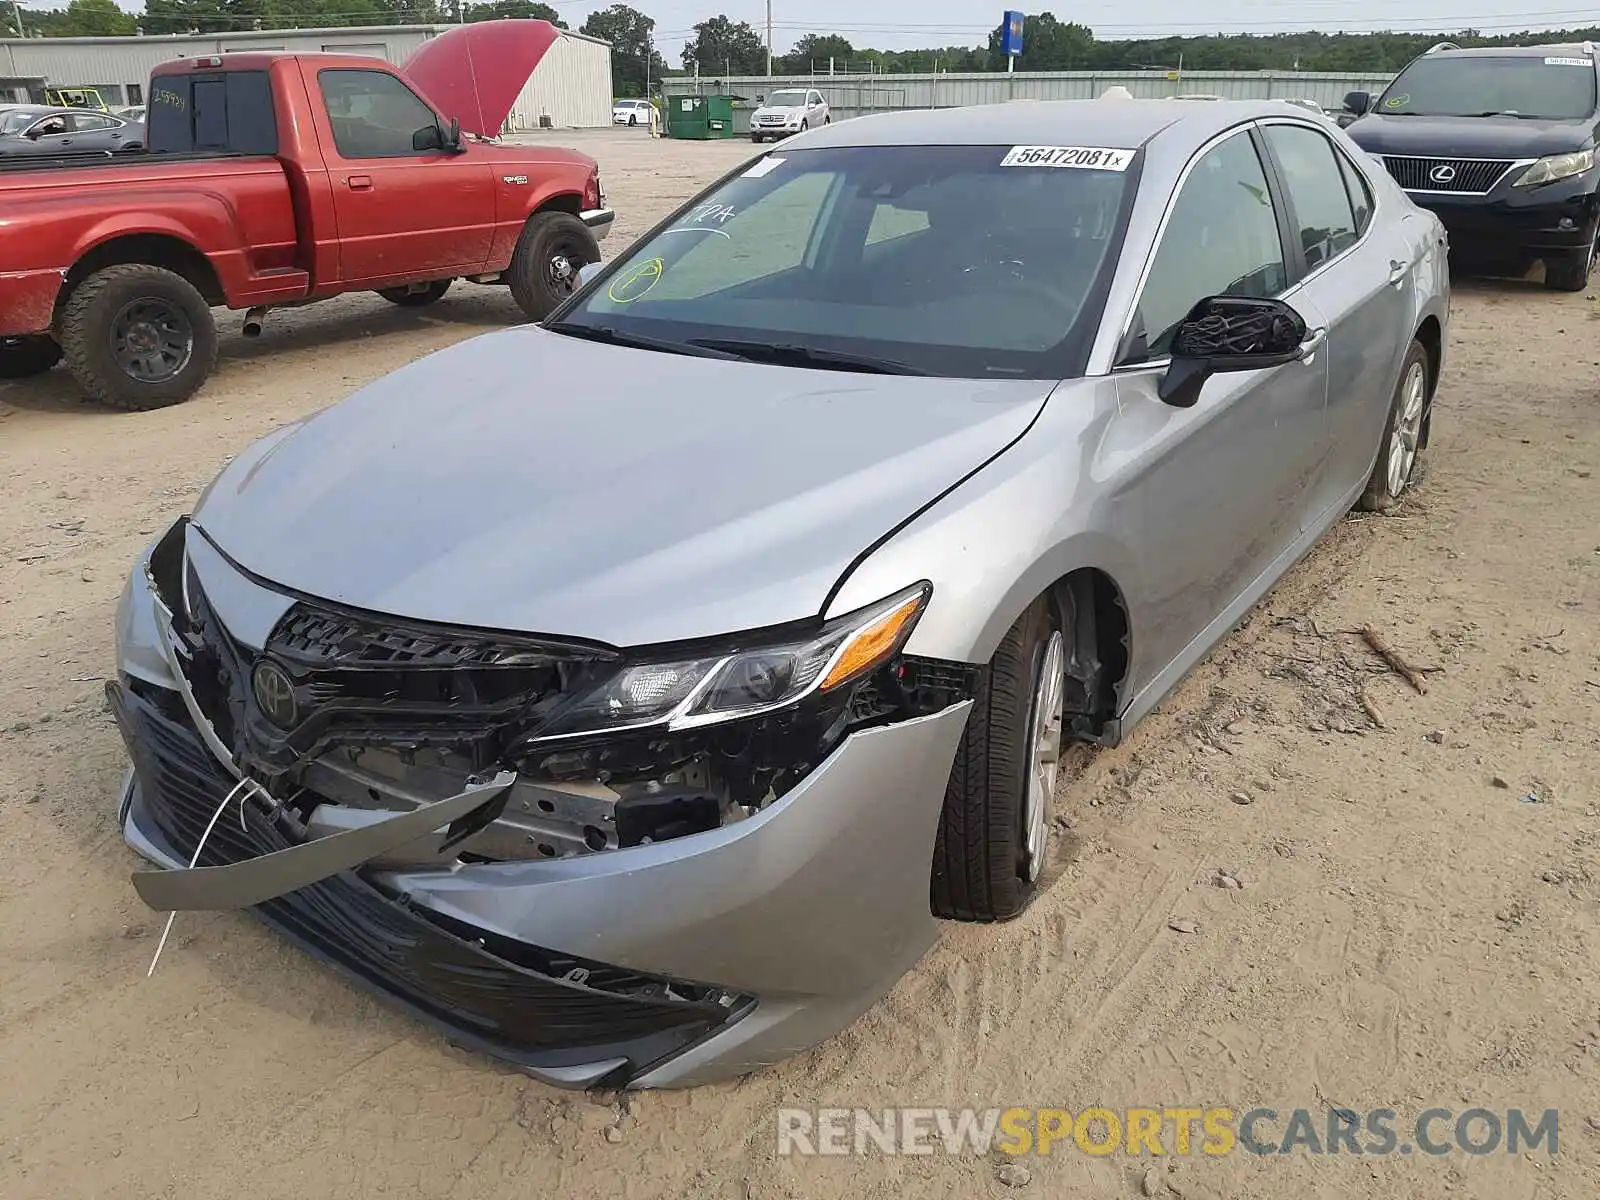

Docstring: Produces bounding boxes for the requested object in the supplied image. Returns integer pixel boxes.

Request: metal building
[0,24,613,128]
[663,68,1398,133]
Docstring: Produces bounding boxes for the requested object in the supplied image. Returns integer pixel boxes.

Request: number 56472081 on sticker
[1000,145,1135,170]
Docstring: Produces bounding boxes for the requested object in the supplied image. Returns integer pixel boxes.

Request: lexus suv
[1344,41,1600,289]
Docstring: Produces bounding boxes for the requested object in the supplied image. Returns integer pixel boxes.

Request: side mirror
[412,124,444,152]
[1158,296,1311,409]
[576,261,605,288]
[447,117,462,150]
[756,94,765,103]
[1344,90,1372,116]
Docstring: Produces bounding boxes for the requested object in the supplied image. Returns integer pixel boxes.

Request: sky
[15,0,1600,62]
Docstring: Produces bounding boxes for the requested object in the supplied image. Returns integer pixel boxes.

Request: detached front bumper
[112,557,970,1089]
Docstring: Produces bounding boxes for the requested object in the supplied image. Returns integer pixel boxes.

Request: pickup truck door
[314,67,495,286]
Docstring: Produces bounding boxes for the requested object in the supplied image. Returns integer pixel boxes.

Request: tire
[0,335,62,379]
[1543,239,1594,291]
[931,593,1066,922]
[377,280,452,307]
[751,133,763,143]
[800,118,809,131]
[628,114,638,126]
[60,263,217,411]
[506,210,600,322]
[823,115,831,124]
[1357,339,1431,513]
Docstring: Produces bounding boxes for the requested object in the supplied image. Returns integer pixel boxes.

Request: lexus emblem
[252,659,298,728]
[1429,164,1457,184]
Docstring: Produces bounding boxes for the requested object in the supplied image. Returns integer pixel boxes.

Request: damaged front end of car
[111,517,979,1087]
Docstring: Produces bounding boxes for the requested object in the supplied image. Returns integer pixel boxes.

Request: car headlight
[530,584,931,741]
[1513,149,1595,187]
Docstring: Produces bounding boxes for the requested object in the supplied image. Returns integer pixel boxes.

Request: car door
[314,67,495,286]
[1112,125,1329,678]
[1258,120,1411,517]
[807,90,826,124]
[65,112,131,152]
[17,113,73,155]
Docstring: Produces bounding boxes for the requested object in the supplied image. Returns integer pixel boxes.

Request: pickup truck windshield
[556,144,1133,378]
[1380,55,1598,119]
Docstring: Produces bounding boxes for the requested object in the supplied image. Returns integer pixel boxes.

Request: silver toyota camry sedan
[110,99,1449,1089]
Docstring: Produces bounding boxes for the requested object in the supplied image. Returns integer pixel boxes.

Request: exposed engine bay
[140,519,978,873]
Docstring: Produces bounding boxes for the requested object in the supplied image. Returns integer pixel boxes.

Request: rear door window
[1263,124,1360,272]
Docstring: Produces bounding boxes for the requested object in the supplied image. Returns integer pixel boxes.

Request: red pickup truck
[0,21,613,410]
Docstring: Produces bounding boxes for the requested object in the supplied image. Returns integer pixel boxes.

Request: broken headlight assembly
[526,584,932,743]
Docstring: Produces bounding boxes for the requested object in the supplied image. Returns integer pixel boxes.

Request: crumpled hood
[404,19,560,137]
[1347,112,1595,159]
[192,328,1052,648]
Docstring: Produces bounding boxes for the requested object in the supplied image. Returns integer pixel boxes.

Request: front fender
[825,377,1145,677]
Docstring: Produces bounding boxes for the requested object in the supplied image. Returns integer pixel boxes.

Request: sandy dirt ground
[2,129,1598,1199]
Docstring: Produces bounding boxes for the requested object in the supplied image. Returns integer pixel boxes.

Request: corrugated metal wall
[0,25,611,124]
[508,33,613,130]
[664,68,1398,122]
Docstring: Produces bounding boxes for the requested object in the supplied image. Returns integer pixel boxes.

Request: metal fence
[662,68,1397,132]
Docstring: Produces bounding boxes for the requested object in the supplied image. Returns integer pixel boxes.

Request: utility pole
[765,0,772,79]
[12,0,25,38]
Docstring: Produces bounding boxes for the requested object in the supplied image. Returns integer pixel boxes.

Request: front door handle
[1297,327,1328,363]
[347,174,373,191]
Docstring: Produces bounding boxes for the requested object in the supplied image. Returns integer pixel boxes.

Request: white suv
[750,88,830,142]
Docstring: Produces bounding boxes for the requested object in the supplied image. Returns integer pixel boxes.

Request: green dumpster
[666,95,735,139]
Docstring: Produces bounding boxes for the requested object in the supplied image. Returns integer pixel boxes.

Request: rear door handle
[1388,258,1411,286]
[1297,327,1328,363]
[347,174,373,191]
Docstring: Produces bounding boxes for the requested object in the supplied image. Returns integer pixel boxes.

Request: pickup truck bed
[0,25,614,410]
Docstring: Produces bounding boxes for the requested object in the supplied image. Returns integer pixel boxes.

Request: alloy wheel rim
[1387,361,1427,497]
[547,239,586,295]
[1023,630,1066,882]
[111,298,193,383]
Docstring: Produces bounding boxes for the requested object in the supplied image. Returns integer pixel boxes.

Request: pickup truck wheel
[377,280,453,307]
[507,211,600,322]
[0,335,62,379]
[61,263,218,411]
[930,593,1066,922]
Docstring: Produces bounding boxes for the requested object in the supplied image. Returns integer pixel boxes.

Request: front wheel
[1357,339,1431,512]
[0,335,62,379]
[59,263,218,411]
[799,118,809,131]
[506,211,601,322]
[931,593,1066,922]
[377,280,452,307]
[628,114,638,126]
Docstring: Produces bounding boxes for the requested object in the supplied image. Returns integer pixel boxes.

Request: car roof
[795,97,1304,151]
[1427,42,1597,59]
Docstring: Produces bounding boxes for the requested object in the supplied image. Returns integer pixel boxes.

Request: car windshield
[1379,55,1598,119]
[553,144,1134,379]
[765,90,809,107]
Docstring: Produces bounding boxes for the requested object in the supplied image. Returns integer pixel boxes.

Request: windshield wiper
[685,338,929,375]
[543,321,743,360]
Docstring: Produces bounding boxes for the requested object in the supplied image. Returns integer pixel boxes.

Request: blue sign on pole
[1001,10,1025,58]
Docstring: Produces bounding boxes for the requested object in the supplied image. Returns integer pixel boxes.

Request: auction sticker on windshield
[1000,145,1135,171]
[1544,56,1593,67]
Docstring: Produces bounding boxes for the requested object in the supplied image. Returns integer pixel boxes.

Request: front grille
[1381,155,1515,194]
[111,682,746,1075]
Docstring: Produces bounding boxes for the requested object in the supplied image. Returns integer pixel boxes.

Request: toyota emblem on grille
[252,659,298,728]
[1429,164,1457,184]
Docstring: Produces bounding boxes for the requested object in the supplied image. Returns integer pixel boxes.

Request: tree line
[19,2,1600,100]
